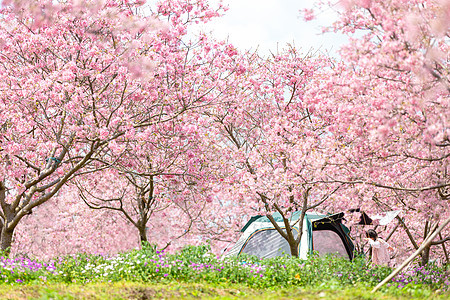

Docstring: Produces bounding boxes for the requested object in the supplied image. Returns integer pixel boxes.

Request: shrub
[0,245,448,295]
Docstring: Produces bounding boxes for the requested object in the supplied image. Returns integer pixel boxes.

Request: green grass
[0,282,448,300]
[0,245,448,299]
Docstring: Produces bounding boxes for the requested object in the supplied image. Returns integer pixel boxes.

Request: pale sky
[197,0,347,56]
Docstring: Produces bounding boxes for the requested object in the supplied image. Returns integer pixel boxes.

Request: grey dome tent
[224,212,354,260]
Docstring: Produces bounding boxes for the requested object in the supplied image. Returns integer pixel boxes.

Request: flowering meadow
[0,0,449,298]
[0,245,448,299]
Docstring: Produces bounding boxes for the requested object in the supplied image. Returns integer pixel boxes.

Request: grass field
[0,246,448,299]
[0,282,448,300]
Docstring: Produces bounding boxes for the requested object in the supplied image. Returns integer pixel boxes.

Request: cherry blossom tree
[12,187,138,259]
[303,0,449,263]
[71,23,251,250]
[0,0,227,254]
[204,47,352,257]
[74,117,224,248]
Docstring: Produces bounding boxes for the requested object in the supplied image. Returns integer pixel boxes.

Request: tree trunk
[289,239,300,257]
[0,227,15,255]
[439,233,449,265]
[285,225,301,257]
[138,224,148,247]
[419,221,439,266]
[420,244,431,266]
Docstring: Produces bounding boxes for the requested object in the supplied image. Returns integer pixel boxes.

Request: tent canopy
[226,211,354,260]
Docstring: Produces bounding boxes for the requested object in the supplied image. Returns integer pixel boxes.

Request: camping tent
[224,212,354,260]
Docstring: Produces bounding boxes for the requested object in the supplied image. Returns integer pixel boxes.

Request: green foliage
[0,245,448,299]
[0,282,448,300]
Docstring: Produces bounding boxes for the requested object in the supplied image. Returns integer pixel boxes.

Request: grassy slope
[0,282,448,300]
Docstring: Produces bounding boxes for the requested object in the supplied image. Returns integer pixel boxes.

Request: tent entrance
[312,213,354,259]
[313,230,349,258]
